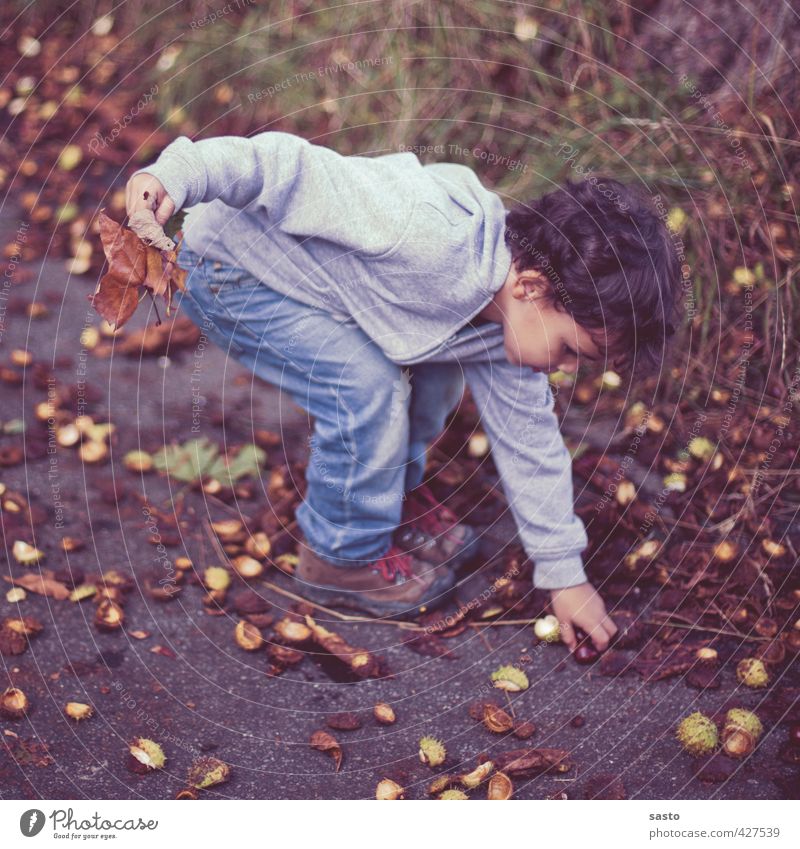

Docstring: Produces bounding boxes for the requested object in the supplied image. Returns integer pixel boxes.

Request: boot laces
[405,484,460,542]
[373,545,416,583]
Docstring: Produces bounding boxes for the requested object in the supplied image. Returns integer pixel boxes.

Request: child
[126,131,681,651]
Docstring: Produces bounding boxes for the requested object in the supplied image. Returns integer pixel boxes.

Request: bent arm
[129,131,425,255]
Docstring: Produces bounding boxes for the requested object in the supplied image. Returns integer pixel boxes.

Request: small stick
[258,578,423,630]
[644,615,770,641]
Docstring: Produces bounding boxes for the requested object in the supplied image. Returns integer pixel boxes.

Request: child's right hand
[549,581,618,653]
[125,173,175,227]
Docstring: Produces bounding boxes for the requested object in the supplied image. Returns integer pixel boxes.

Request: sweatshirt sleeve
[129,131,424,256]
[462,361,590,590]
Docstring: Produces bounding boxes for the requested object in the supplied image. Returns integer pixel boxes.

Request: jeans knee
[341,356,409,421]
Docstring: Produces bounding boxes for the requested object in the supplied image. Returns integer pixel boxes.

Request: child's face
[499,269,607,375]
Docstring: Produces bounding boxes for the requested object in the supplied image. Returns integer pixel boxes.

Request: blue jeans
[175,247,465,567]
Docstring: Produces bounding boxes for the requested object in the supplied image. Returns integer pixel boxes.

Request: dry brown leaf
[4,573,70,600]
[492,747,573,777]
[128,208,176,251]
[310,729,342,772]
[88,211,187,329]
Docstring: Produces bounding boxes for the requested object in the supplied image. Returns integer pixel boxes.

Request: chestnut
[573,627,600,665]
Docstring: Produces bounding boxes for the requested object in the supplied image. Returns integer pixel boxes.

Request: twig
[258,578,424,630]
[645,614,770,642]
[469,618,536,627]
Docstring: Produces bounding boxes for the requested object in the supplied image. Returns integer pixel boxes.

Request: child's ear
[512,270,549,302]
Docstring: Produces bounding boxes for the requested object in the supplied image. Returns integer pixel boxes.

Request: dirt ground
[1,201,798,801]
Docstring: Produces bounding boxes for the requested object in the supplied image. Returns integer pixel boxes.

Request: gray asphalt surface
[1,202,798,800]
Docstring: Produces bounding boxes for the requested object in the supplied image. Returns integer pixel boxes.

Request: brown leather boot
[295,541,457,619]
[396,484,480,567]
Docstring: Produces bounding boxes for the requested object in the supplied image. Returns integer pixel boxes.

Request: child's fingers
[587,624,611,651]
[602,615,618,638]
[559,619,576,651]
[155,195,175,227]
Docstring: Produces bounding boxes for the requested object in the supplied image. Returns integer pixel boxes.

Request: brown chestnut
[573,627,600,665]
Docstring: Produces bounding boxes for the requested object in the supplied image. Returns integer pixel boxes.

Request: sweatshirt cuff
[130,136,203,213]
[532,554,588,590]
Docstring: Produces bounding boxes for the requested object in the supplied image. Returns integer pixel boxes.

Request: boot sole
[293,570,457,620]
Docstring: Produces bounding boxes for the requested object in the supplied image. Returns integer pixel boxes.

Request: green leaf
[208,443,267,488]
[150,438,266,486]
[151,437,219,482]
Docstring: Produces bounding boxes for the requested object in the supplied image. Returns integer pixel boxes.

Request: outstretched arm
[462,361,616,651]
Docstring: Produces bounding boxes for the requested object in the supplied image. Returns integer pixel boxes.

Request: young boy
[126,131,681,652]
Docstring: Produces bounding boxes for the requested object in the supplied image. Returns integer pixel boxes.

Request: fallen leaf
[493,747,573,777]
[151,437,266,488]
[310,729,343,772]
[4,573,70,600]
[326,712,363,731]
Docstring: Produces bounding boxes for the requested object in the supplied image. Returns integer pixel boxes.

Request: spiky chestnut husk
[533,614,561,643]
[688,436,716,462]
[419,736,446,767]
[187,756,231,789]
[736,658,769,688]
[490,664,529,692]
[676,711,719,756]
[375,779,405,800]
[428,774,455,795]
[128,738,166,770]
[459,761,493,789]
[439,789,468,800]
[12,540,44,565]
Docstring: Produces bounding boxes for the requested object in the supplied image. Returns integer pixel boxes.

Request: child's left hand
[549,582,618,653]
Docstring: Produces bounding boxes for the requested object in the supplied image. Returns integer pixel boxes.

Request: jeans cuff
[296,502,396,568]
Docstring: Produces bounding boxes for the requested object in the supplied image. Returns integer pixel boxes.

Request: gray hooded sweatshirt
[132,131,590,589]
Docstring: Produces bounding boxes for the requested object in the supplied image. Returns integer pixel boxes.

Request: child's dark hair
[504,177,683,379]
